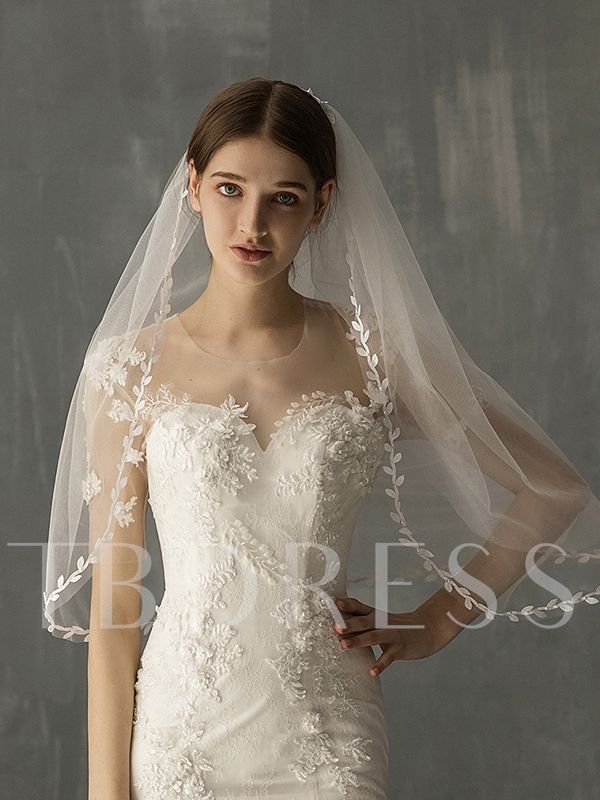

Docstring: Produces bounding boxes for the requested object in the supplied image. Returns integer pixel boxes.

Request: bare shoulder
[302,295,354,331]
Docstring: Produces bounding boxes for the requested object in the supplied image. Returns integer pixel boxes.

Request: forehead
[207,137,313,185]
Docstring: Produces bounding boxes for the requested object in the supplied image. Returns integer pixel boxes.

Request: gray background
[2,1,599,798]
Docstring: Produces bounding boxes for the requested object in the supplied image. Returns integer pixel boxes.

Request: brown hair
[184,78,338,274]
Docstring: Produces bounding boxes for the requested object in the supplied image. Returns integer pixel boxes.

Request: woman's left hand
[331,596,460,676]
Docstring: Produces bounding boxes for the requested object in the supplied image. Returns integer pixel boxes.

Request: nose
[239,198,268,239]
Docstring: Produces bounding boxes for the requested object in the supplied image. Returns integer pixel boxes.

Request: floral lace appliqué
[266,581,375,795]
[82,468,102,504]
[83,333,146,397]
[131,705,215,800]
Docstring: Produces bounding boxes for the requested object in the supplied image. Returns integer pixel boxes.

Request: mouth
[230,246,272,262]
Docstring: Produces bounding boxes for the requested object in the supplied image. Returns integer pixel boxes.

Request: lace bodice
[141,385,385,588]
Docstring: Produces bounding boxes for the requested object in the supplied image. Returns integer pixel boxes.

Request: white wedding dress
[84,296,390,799]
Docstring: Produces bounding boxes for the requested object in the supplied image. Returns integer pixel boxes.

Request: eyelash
[216,183,298,206]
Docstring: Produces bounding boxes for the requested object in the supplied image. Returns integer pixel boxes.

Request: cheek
[277,210,309,237]
[201,200,234,236]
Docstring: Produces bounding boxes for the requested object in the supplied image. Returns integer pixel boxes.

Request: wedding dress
[84,296,390,798]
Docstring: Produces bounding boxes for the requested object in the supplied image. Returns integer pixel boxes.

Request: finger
[340,625,400,647]
[334,614,374,636]
[339,630,382,650]
[370,651,395,677]
[335,596,373,616]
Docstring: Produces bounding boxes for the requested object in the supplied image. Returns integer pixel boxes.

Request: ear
[187,159,202,214]
[309,177,336,231]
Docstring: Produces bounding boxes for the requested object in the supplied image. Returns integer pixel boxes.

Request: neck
[183,262,304,339]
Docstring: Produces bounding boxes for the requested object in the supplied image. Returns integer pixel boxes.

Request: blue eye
[217,184,298,206]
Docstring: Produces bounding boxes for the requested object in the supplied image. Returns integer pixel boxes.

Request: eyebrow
[209,171,308,192]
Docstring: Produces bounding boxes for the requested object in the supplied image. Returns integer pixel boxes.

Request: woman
[45,78,598,799]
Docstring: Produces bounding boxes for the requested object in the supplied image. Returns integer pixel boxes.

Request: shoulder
[305,297,380,348]
[302,296,351,330]
[82,322,159,396]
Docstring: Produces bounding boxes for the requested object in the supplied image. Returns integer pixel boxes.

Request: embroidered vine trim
[44,202,184,642]
[345,275,600,621]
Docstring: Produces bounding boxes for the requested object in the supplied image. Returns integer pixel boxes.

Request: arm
[335,314,591,665]
[333,388,591,670]
[84,375,149,800]
[415,392,591,635]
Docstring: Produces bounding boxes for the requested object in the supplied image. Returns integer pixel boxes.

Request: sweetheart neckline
[143,387,382,456]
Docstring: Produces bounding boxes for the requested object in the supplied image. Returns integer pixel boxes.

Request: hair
[185,77,338,281]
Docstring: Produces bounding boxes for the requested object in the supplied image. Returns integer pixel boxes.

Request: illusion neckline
[173,295,309,365]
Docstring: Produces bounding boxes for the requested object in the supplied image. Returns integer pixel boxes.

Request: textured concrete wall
[2,1,598,797]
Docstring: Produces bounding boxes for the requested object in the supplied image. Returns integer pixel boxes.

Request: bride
[44,78,596,800]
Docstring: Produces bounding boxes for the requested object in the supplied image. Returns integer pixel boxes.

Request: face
[187,136,335,286]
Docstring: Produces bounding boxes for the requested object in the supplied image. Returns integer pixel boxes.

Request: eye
[216,183,298,206]
[274,192,298,206]
[217,183,240,197]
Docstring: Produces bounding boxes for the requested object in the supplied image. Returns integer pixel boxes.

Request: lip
[232,243,271,251]
[230,246,271,262]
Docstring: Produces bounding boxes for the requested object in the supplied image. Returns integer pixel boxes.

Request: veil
[43,82,599,644]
